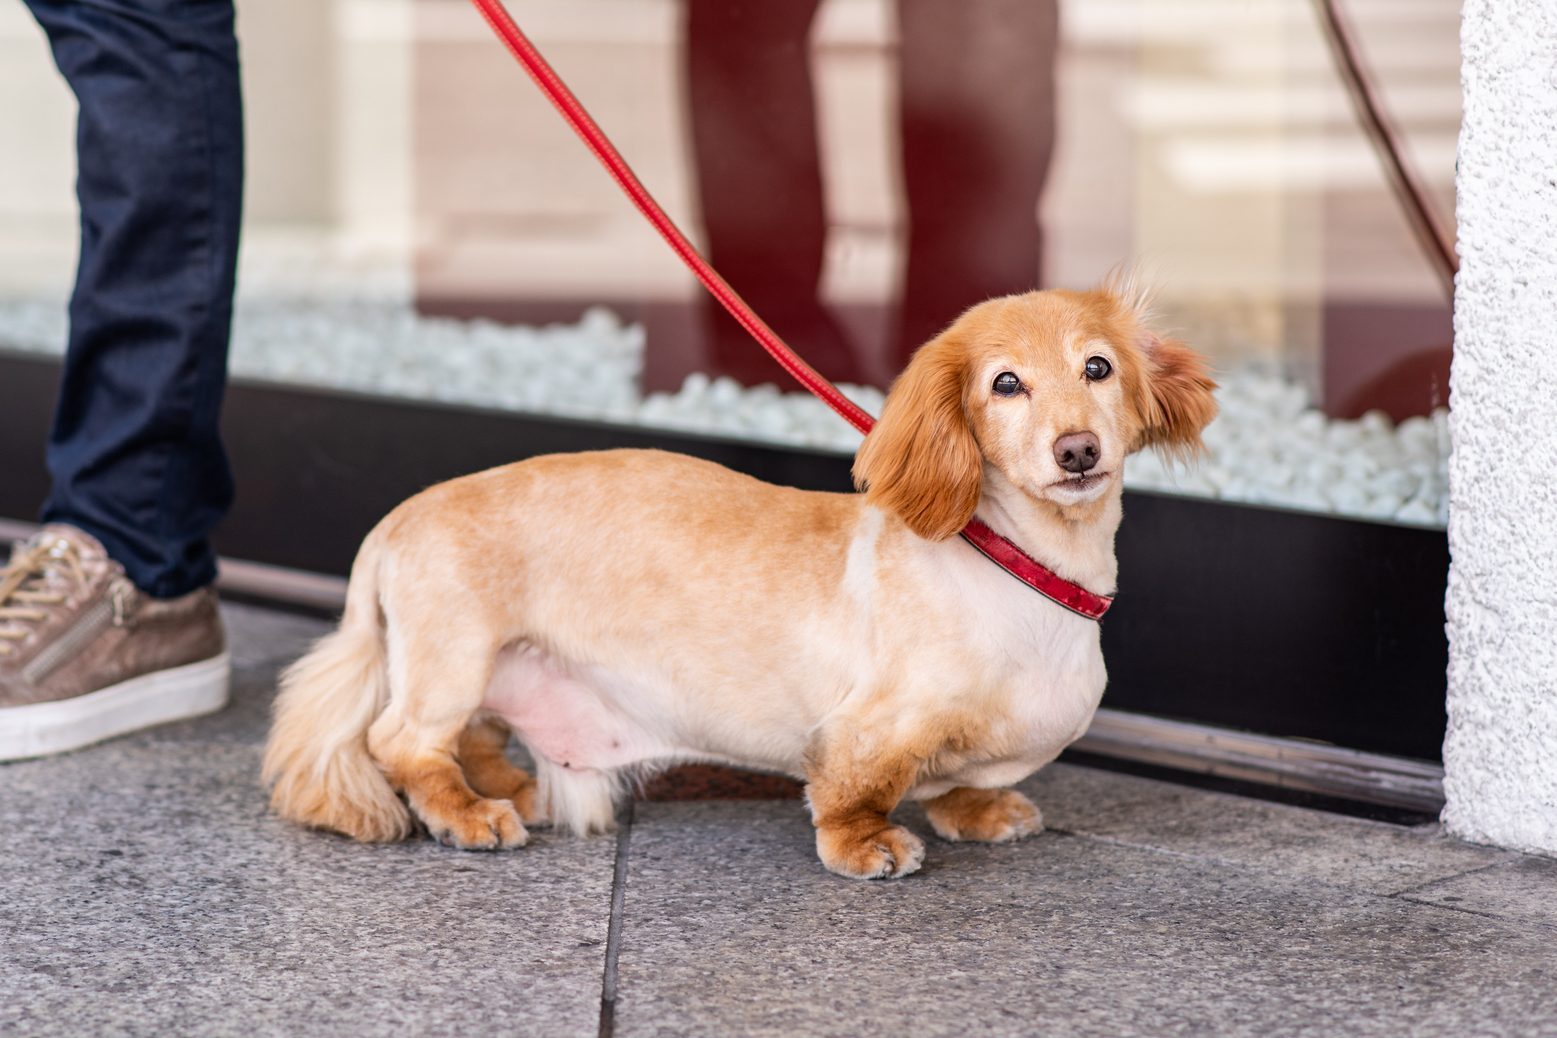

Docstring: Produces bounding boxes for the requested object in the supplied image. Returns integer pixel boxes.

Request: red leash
[465,0,1113,622]
[467,0,871,435]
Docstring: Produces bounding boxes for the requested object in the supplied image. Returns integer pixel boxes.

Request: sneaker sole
[0,652,231,762]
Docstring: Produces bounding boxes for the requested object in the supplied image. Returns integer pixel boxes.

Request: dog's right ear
[852,335,982,540]
[1133,330,1218,457]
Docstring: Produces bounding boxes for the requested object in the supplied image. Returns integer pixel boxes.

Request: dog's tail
[262,525,411,841]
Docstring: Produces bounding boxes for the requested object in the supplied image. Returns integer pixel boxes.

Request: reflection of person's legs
[0,0,242,760]
[895,0,1059,363]
[685,0,862,385]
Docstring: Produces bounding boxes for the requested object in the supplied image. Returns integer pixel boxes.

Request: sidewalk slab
[0,604,617,1038]
[7,602,1555,1038]
[612,798,1557,1038]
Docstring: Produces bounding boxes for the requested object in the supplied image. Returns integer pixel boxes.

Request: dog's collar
[959,518,1115,622]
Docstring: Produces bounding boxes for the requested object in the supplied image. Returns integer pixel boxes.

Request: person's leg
[0,0,240,760]
[894,0,1059,364]
[27,0,243,599]
[685,0,863,385]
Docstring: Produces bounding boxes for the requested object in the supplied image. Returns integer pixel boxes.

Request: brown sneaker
[0,525,229,760]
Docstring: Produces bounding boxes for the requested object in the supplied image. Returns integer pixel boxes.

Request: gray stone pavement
[2,603,1553,1037]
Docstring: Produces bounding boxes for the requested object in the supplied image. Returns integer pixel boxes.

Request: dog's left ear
[853,334,982,540]
[1131,330,1218,456]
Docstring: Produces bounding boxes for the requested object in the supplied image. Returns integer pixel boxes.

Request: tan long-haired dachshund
[263,283,1216,879]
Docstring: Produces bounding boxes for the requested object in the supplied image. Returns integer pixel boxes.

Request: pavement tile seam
[598,805,636,1038]
[1374,851,1526,898]
[1045,824,1536,924]
[1009,829,1536,932]
[1043,824,1339,878]
[1385,857,1521,899]
[1394,893,1554,931]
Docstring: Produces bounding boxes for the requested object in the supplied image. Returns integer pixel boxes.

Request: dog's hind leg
[923,787,1043,843]
[367,622,527,851]
[459,716,545,826]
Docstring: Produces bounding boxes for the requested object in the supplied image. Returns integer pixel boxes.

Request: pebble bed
[0,297,1448,528]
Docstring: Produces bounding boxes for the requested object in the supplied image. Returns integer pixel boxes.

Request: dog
[263,283,1216,879]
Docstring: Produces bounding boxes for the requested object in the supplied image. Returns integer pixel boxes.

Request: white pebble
[1324,482,1370,513]
[681,372,710,398]
[1359,409,1394,436]
[1362,492,1406,519]
[1294,410,1327,437]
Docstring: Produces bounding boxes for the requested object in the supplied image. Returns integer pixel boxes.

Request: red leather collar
[960,518,1115,622]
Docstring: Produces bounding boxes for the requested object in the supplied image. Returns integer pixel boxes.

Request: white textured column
[1442,0,1557,853]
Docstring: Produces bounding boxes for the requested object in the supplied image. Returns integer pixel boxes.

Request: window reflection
[0,0,1458,526]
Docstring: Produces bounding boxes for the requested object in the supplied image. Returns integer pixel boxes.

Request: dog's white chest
[920,640,1105,796]
[915,544,1109,793]
[987,621,1103,769]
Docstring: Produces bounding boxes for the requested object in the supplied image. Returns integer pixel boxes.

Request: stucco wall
[1442,0,1557,854]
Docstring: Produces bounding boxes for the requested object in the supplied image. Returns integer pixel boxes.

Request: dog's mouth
[1048,471,1113,495]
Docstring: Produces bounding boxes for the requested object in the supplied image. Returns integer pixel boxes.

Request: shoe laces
[0,538,87,657]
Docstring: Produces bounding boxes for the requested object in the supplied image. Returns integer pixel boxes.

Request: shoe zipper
[21,583,125,686]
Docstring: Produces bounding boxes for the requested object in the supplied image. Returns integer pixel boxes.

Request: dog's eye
[1084,356,1113,382]
[992,372,1023,396]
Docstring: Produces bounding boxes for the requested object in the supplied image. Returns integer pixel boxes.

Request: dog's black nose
[1054,431,1101,474]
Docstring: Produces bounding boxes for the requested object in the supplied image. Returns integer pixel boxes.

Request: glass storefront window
[0,0,1456,526]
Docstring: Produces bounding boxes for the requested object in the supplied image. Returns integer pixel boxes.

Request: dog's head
[853,283,1218,539]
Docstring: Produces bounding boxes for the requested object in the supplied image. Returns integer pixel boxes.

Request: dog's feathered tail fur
[262,527,411,842]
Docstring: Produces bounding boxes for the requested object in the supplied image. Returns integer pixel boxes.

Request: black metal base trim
[1074,707,1444,814]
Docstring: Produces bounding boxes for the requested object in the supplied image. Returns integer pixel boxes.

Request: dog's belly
[481,645,680,772]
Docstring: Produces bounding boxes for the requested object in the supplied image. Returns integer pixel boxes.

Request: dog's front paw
[816,823,926,880]
[426,797,529,851]
[925,788,1043,843]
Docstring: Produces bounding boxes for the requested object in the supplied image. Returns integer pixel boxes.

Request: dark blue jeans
[24,0,243,599]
